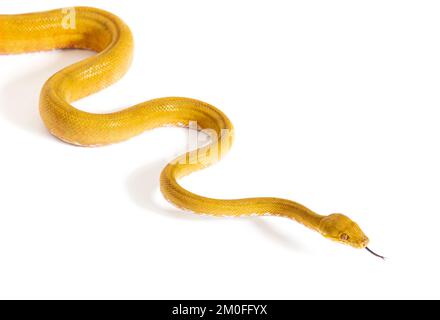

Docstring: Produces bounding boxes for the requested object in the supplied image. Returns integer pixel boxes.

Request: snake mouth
[360,238,370,248]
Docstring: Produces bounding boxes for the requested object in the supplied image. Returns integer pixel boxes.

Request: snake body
[0,7,375,253]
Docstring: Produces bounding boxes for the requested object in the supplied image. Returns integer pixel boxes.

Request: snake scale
[0,7,382,258]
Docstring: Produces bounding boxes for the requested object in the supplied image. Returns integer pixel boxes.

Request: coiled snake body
[0,7,381,257]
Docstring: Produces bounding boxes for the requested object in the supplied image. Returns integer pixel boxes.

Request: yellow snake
[0,7,382,258]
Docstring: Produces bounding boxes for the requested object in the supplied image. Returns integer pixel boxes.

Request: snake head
[318,214,369,249]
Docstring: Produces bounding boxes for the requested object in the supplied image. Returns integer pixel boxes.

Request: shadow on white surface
[251,219,306,253]
[126,160,207,221]
[0,50,92,137]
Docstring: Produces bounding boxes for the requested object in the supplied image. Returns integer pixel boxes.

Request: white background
[0,1,439,299]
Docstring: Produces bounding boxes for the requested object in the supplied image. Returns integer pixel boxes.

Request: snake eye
[340,233,349,241]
